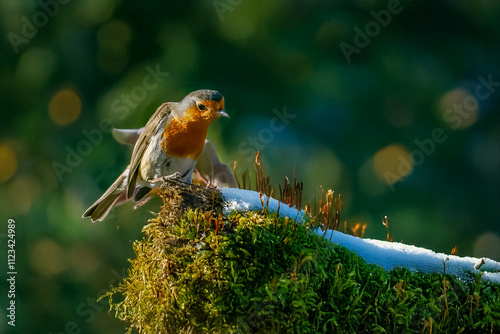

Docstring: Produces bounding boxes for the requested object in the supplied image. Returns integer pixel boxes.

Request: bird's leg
[134,195,154,209]
[194,168,211,187]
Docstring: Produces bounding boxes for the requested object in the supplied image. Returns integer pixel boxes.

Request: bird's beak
[217,110,229,118]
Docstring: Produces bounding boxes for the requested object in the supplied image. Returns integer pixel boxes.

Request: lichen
[102,184,500,333]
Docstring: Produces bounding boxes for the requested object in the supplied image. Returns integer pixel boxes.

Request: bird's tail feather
[82,167,129,222]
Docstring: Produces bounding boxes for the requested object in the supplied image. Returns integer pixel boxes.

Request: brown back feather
[126,103,174,199]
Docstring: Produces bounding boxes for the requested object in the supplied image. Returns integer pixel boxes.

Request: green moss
[103,186,500,333]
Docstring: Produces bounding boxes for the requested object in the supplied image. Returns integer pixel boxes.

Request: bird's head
[178,89,229,121]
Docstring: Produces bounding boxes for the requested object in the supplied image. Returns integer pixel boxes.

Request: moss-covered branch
[102,183,500,333]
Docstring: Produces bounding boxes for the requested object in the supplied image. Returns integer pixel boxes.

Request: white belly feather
[138,130,197,188]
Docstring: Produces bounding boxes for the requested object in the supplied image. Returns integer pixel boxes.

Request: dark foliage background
[0,1,499,333]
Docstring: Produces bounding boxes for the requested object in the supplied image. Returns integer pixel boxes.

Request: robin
[83,89,229,222]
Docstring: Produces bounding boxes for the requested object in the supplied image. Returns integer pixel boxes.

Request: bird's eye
[197,102,206,111]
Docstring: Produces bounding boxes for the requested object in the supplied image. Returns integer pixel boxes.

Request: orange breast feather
[162,109,212,160]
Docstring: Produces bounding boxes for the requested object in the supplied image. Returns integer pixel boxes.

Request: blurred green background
[1,0,499,333]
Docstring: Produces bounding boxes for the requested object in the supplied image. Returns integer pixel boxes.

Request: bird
[82,89,229,222]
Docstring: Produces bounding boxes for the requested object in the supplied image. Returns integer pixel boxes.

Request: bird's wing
[126,102,173,199]
[112,127,145,146]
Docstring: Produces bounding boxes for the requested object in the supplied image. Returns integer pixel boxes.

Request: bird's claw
[165,172,182,181]
[148,172,183,185]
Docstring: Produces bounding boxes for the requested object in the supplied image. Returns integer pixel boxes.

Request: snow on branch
[221,188,500,284]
